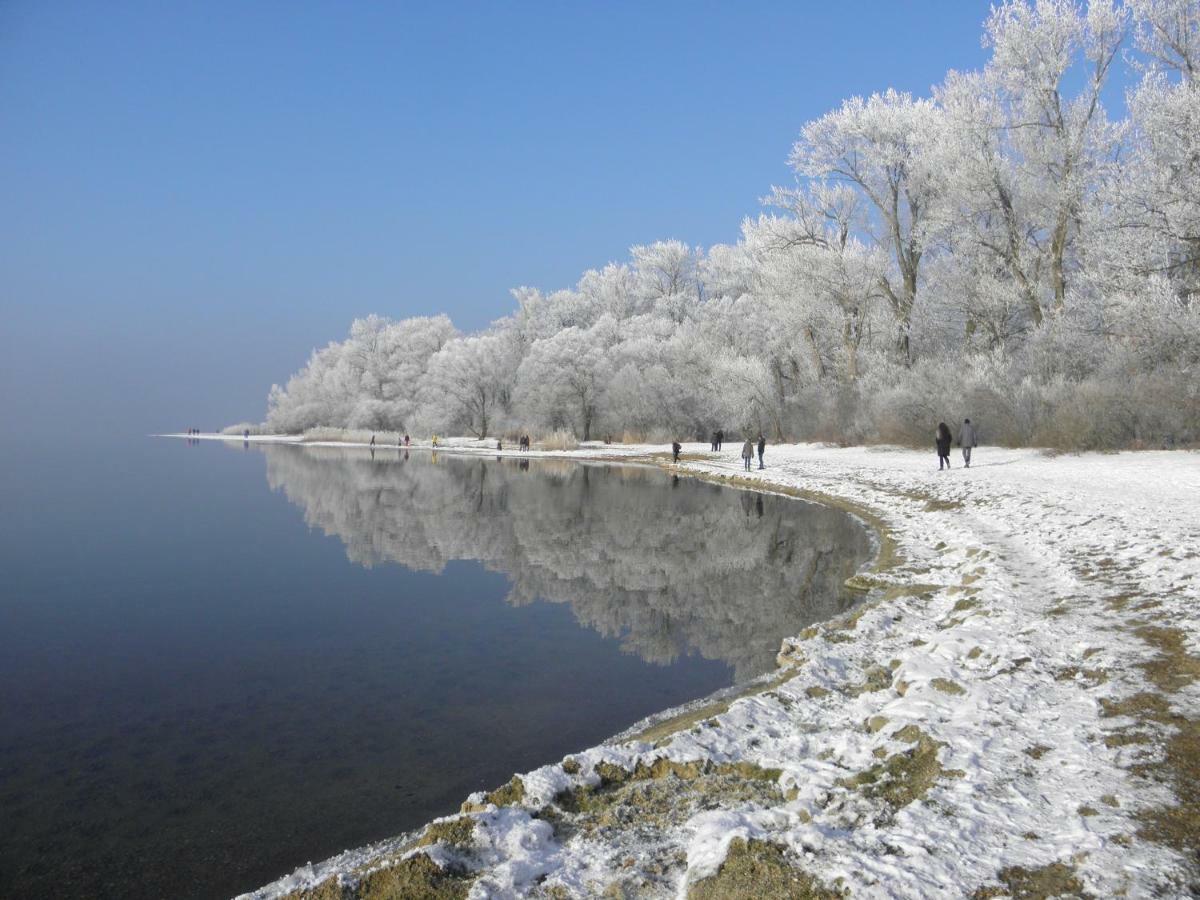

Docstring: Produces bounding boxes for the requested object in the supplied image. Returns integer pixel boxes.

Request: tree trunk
[805,326,825,379]
[1050,213,1070,313]
[843,319,859,382]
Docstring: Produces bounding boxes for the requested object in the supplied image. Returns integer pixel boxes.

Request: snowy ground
[176,435,1200,898]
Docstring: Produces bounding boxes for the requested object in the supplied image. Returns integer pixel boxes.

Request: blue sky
[2,1,999,431]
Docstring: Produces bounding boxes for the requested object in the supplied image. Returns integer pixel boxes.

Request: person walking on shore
[672,440,682,463]
[756,434,766,469]
[741,439,753,471]
[936,422,953,470]
[717,430,724,451]
[958,418,978,468]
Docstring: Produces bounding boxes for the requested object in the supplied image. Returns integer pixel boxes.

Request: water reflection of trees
[263,446,872,682]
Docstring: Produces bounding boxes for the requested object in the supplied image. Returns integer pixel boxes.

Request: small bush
[538,429,580,451]
[301,426,395,444]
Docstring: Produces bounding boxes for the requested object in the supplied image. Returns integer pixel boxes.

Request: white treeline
[263,0,1200,449]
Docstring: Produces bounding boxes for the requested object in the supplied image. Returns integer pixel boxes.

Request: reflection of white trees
[264,446,871,682]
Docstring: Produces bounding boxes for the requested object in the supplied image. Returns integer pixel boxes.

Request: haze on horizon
[0,1,991,436]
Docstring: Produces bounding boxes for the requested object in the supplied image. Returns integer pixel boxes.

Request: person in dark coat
[716,430,724,451]
[936,422,953,470]
[756,434,766,469]
[741,439,753,470]
[671,441,682,463]
[711,431,718,452]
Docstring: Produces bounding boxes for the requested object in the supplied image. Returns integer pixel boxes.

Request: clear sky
[2,1,998,433]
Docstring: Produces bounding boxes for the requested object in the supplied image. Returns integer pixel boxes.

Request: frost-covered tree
[787,89,944,358]
[631,240,701,323]
[962,0,1125,321]
[515,321,618,440]
[1098,1,1200,302]
[422,333,514,438]
[265,314,456,433]
[254,0,1200,451]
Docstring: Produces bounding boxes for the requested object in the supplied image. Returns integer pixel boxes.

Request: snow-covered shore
[177,435,1200,898]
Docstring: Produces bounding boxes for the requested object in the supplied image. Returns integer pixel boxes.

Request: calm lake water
[0,438,871,899]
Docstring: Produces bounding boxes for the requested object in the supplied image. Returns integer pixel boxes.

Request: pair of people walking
[936,419,978,470]
[710,430,724,451]
[741,435,766,470]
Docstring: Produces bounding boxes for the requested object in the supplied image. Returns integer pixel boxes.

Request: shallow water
[0,439,871,899]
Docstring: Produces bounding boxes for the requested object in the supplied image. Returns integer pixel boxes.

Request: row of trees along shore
[259,0,1200,451]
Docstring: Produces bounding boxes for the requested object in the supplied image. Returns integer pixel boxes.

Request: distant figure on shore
[369,434,375,447]
[497,439,503,451]
[710,431,718,452]
[958,419,978,467]
[717,430,724,451]
[243,429,249,440]
[672,441,682,463]
[432,435,439,448]
[404,434,410,447]
[757,434,766,469]
[741,439,753,470]
[936,422,953,470]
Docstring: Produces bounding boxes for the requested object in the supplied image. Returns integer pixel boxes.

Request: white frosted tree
[631,240,701,323]
[252,1,1200,451]
[422,333,514,438]
[788,89,944,358]
[966,0,1125,322]
[1100,1,1200,302]
[515,321,617,440]
[264,314,456,433]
